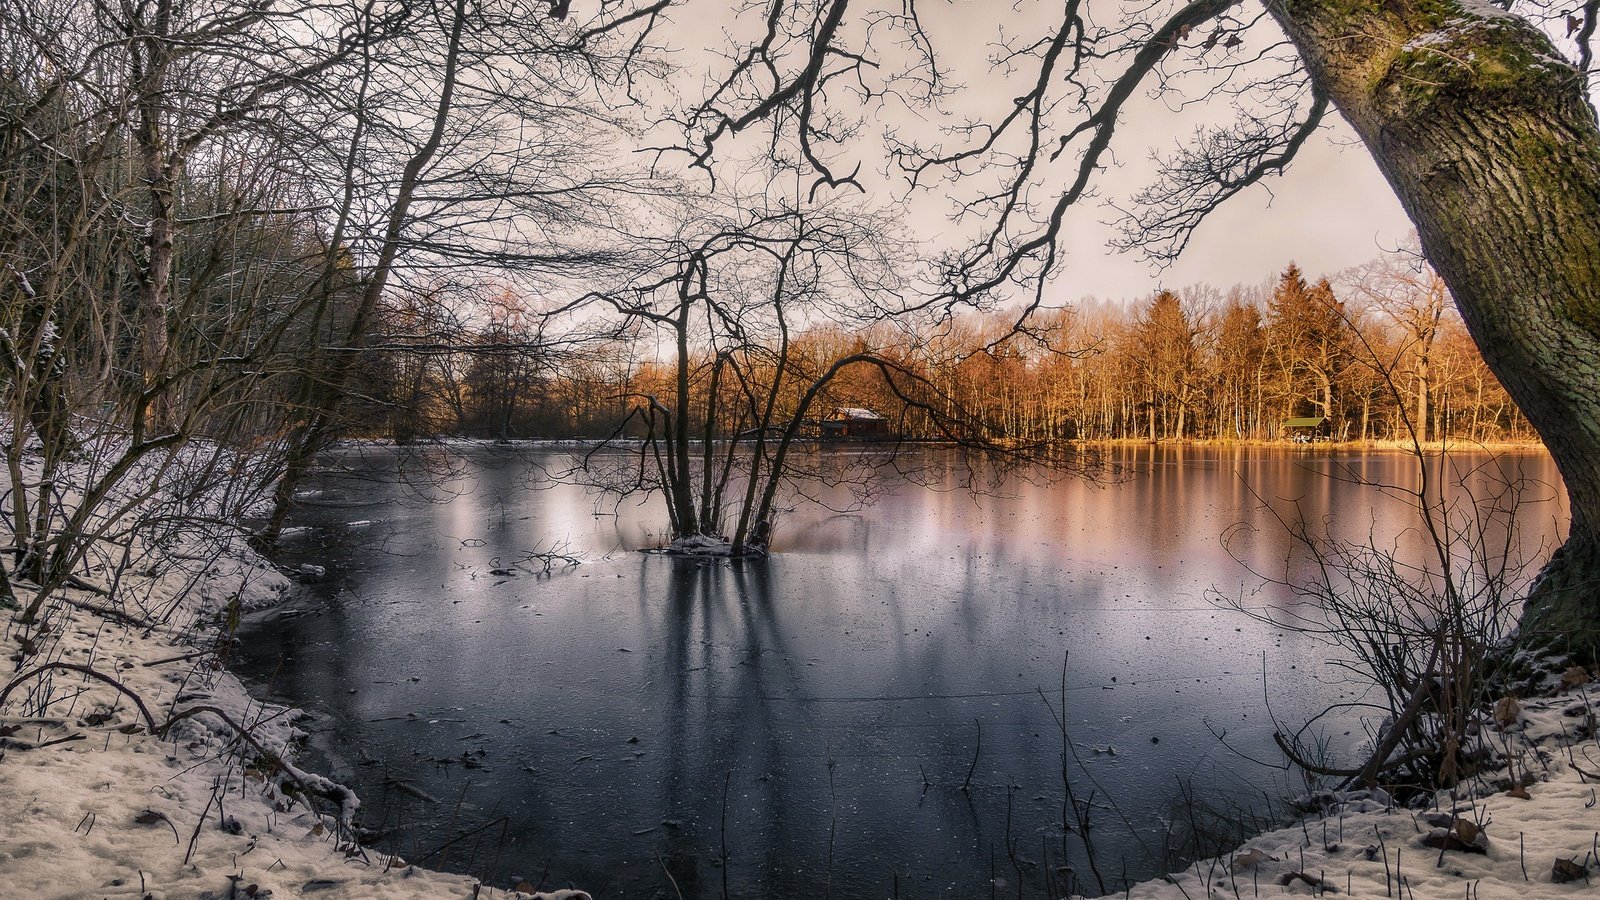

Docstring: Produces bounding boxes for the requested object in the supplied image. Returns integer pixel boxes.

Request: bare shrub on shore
[1216,324,1556,797]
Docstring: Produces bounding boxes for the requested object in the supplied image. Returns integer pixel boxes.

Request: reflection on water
[235,444,1565,898]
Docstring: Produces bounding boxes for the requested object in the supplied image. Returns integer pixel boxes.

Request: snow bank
[1124,670,1600,899]
[658,533,770,558]
[0,484,588,898]
[665,534,741,556]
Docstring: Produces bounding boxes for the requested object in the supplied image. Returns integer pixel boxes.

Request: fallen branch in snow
[1570,760,1600,781]
[0,662,161,732]
[0,662,362,839]
[58,573,109,596]
[0,731,86,751]
[159,703,361,834]
[60,595,149,628]
[142,647,220,668]
[184,784,220,865]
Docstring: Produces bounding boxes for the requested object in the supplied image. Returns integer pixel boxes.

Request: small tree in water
[567,197,1093,555]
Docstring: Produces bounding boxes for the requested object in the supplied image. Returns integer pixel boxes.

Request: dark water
[234,444,1566,899]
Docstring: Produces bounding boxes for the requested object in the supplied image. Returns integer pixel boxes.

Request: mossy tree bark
[1269,0,1600,657]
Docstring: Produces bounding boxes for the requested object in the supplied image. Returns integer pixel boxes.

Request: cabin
[1282,416,1330,442]
[820,407,891,440]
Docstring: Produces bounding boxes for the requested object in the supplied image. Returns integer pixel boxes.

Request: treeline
[940,261,1530,443]
[364,258,1531,445]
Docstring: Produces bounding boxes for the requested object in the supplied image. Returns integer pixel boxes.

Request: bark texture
[1268,0,1600,657]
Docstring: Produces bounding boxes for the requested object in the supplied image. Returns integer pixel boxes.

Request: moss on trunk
[1272,0,1600,657]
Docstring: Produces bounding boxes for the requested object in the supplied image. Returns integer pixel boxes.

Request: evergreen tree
[1266,265,1355,434]
[1132,290,1199,439]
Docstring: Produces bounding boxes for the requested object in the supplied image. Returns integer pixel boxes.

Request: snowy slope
[0,524,589,899]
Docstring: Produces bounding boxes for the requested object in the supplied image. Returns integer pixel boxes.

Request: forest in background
[352,258,1531,446]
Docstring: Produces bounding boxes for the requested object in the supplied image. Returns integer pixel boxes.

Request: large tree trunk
[1271,0,1600,658]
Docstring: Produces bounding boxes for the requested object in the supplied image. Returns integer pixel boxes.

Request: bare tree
[0,0,666,631]
[0,0,383,621]
[565,194,1081,553]
[1343,243,1452,443]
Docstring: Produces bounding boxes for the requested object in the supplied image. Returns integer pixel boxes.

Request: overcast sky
[649,1,1418,307]
[1053,123,1415,302]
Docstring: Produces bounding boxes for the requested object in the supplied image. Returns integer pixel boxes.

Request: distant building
[820,407,891,440]
[1282,416,1330,442]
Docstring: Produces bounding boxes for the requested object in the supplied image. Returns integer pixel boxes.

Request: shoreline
[1121,657,1600,898]
[347,434,1550,454]
[1072,437,1549,452]
[0,524,589,899]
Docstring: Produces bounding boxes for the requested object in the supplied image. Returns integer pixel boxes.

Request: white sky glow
[644,1,1415,307]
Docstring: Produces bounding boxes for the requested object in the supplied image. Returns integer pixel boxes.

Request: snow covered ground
[0,527,589,899]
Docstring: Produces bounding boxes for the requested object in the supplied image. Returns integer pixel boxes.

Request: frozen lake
[234,443,1566,898]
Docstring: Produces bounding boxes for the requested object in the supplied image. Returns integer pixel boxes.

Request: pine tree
[1266,265,1354,434]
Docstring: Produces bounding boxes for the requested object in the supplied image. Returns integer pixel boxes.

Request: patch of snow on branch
[667,534,739,556]
[1455,0,1525,22]
[1402,16,1506,53]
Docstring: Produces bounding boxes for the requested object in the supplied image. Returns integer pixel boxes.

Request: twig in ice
[963,718,981,793]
